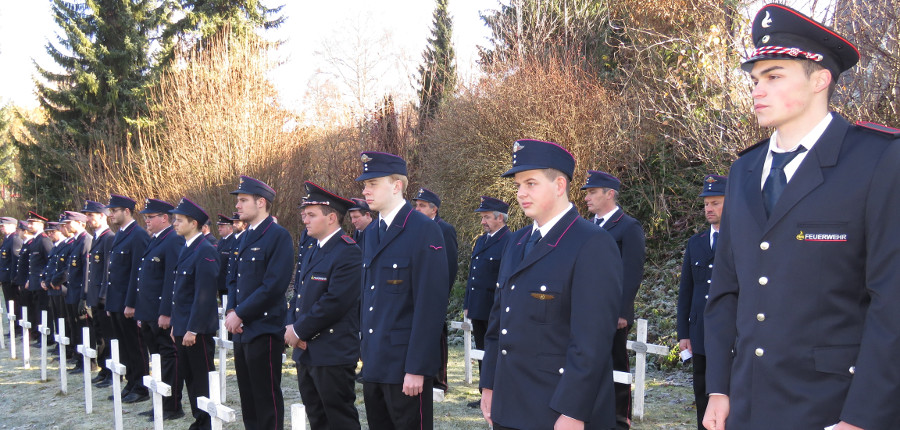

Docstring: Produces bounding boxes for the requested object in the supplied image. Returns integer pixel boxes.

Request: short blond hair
[389,174,408,194]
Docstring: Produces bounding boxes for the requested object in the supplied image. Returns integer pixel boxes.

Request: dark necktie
[378,219,388,243]
[711,231,718,253]
[762,147,807,216]
[595,217,604,226]
[524,229,542,255]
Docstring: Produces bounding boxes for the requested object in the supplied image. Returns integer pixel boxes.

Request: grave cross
[0,301,5,350]
[212,317,233,402]
[38,310,50,381]
[106,339,127,430]
[54,317,70,393]
[625,318,669,420]
[19,306,31,368]
[6,301,14,359]
[143,353,172,430]
[76,327,97,414]
[198,371,236,430]
[291,403,308,430]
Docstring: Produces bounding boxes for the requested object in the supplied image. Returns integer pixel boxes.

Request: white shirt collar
[184,232,203,248]
[532,203,574,237]
[93,225,109,238]
[761,113,833,187]
[54,239,65,246]
[594,205,620,227]
[378,200,406,230]
[222,232,233,240]
[318,228,343,248]
[121,219,135,231]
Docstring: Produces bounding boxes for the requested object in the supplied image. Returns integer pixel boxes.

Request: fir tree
[416,0,457,132]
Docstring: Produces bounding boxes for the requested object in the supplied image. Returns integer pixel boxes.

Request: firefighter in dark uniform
[704,5,900,430]
[215,213,235,297]
[581,170,646,429]
[41,220,69,350]
[347,198,373,247]
[676,174,725,430]
[133,199,185,420]
[170,198,220,430]
[412,187,458,392]
[0,217,22,335]
[464,196,510,408]
[61,211,91,372]
[356,151,449,429]
[19,211,53,340]
[284,181,362,430]
[105,194,151,403]
[224,175,294,430]
[480,139,623,430]
[82,200,115,386]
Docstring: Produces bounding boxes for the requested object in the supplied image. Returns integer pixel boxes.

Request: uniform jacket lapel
[238,216,273,256]
[177,234,203,266]
[764,115,847,233]
[366,202,413,261]
[741,145,770,229]
[473,226,509,258]
[601,208,624,232]
[510,206,579,278]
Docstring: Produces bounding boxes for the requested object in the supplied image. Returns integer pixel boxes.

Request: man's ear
[813,68,833,94]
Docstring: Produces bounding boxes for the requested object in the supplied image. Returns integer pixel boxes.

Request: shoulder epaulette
[738,139,768,156]
[856,121,900,138]
[341,235,356,244]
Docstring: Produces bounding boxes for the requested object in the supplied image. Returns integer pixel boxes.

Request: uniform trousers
[47,293,66,349]
[296,362,360,430]
[141,321,183,412]
[109,311,148,394]
[433,321,449,391]
[1,282,19,333]
[19,288,44,336]
[233,333,284,430]
[63,302,84,360]
[472,318,487,377]
[363,378,434,430]
[90,304,113,377]
[612,325,631,428]
[175,334,215,430]
[691,354,707,430]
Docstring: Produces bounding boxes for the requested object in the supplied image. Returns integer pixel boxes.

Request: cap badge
[513,142,525,152]
[418,188,425,194]
[361,154,372,163]
[761,11,773,28]
[706,177,716,183]
[761,35,770,44]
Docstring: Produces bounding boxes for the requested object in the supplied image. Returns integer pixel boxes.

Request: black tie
[762,147,807,216]
[595,217,604,226]
[711,231,718,253]
[378,219,388,243]
[524,229,542,255]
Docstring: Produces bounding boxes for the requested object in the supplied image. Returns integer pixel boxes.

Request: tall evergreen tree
[416,0,457,132]
[156,0,284,66]
[13,0,159,212]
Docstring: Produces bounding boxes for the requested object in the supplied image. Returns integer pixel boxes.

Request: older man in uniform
[18,211,53,340]
[412,187,458,392]
[0,217,22,336]
[347,198,372,246]
[464,196,510,409]
[133,199,185,420]
[703,5,900,430]
[481,139,623,430]
[82,200,115,386]
[356,151,449,429]
[105,194,150,403]
[225,176,294,430]
[285,181,362,430]
[676,174,725,430]
[214,214,236,298]
[61,211,91,372]
[582,170,646,428]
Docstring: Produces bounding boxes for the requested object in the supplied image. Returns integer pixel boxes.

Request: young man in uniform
[676,174,725,430]
[704,5,900,430]
[82,200,115,387]
[61,211,91,373]
[480,139,623,430]
[581,170,646,429]
[285,181,362,430]
[463,196,510,408]
[412,187,458,392]
[225,176,294,430]
[19,211,52,340]
[355,151,449,429]
[105,194,150,403]
[0,217,22,335]
[133,199,185,420]
[170,198,220,430]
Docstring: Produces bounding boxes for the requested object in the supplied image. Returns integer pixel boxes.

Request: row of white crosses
[450,317,668,420]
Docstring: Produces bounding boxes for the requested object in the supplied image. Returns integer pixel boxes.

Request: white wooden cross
[106,339,127,430]
[0,300,5,350]
[212,317,233,402]
[19,306,31,368]
[449,318,483,384]
[76,326,97,414]
[38,310,50,381]
[625,318,669,420]
[143,353,172,430]
[291,403,308,430]
[6,301,14,358]
[198,371,236,430]
[54,317,70,393]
